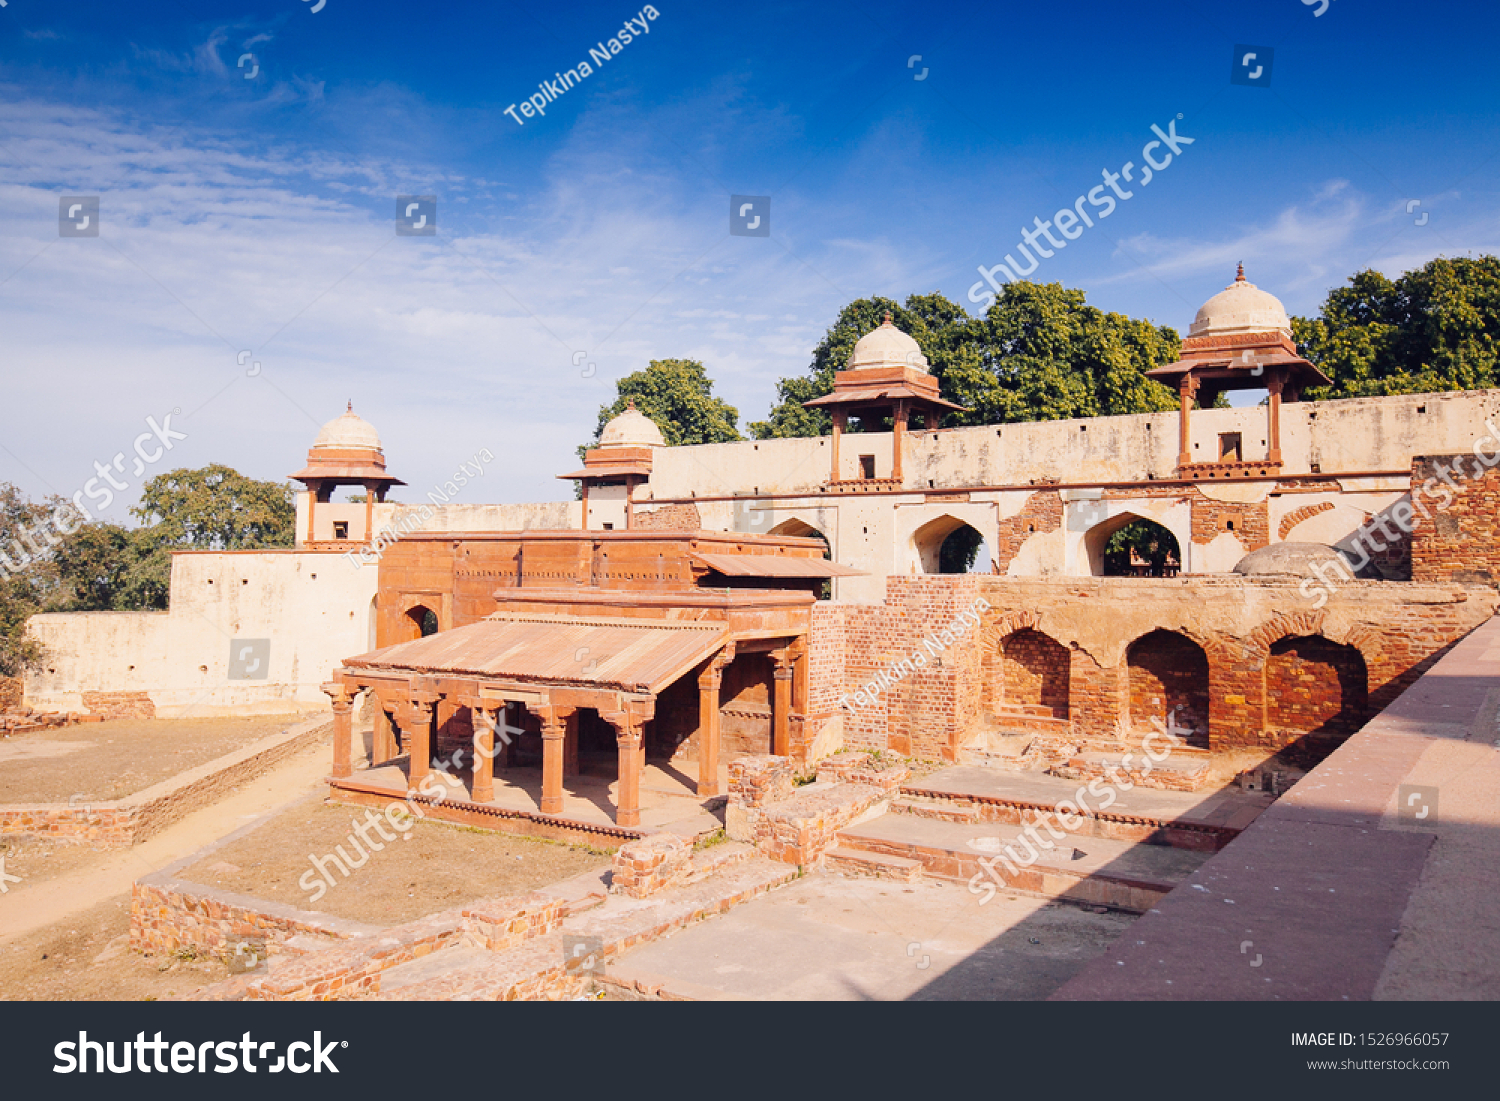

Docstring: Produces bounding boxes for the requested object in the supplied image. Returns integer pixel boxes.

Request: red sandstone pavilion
[305,270,1500,841]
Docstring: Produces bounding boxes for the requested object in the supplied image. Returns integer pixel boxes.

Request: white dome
[1189,267,1291,338]
[313,406,382,452]
[599,402,666,448]
[848,314,929,372]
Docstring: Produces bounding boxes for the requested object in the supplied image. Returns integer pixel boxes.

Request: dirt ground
[0,834,119,893]
[0,715,305,804]
[0,893,231,1001]
[178,800,612,927]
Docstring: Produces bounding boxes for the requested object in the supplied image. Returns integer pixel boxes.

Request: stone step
[823,845,925,883]
[1058,752,1211,793]
[836,812,1212,913]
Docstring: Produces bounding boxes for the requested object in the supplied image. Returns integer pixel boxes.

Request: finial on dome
[1235,262,1245,283]
[626,398,636,411]
[883,310,893,325]
[347,400,353,413]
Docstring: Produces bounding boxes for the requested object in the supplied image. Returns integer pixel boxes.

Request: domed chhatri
[313,402,384,453]
[1189,263,1292,339]
[598,400,667,449]
[847,311,930,373]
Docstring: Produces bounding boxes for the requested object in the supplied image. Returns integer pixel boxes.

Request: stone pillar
[323,681,355,779]
[604,710,643,827]
[470,704,497,803]
[374,697,399,764]
[696,643,734,797]
[772,649,793,758]
[363,481,376,544]
[537,709,566,815]
[830,410,846,483]
[892,399,907,483]
[1177,375,1197,469]
[563,709,579,777]
[1266,372,1284,464]
[407,695,437,790]
[581,480,590,531]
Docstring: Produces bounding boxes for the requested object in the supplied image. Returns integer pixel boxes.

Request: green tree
[131,464,296,550]
[585,359,742,449]
[751,285,1179,437]
[0,483,64,676]
[1294,256,1500,398]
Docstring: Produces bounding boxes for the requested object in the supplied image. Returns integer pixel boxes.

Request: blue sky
[2,0,1498,514]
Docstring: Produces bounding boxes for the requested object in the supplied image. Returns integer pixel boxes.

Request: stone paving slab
[909,765,1268,827]
[839,813,1210,886]
[603,870,1135,1001]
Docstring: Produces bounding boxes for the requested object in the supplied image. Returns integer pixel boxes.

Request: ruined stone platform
[328,758,726,846]
[901,765,1268,848]
[834,812,1211,912]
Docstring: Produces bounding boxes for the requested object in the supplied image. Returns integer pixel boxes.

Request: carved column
[467,702,497,803]
[1177,374,1198,470]
[892,399,907,483]
[697,643,735,797]
[374,694,399,764]
[771,648,794,758]
[603,708,644,827]
[407,692,438,790]
[830,410,846,483]
[323,681,355,779]
[563,709,579,777]
[536,706,574,815]
[1266,371,1284,465]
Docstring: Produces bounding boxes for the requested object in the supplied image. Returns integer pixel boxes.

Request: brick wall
[1265,635,1368,739]
[1126,629,1211,745]
[82,690,156,721]
[999,628,1071,718]
[631,503,702,532]
[1190,496,1269,548]
[813,575,1496,761]
[992,490,1063,573]
[1411,453,1500,585]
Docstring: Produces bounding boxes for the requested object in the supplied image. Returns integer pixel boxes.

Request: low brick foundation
[131,877,374,960]
[610,833,693,898]
[82,690,157,720]
[727,752,899,866]
[245,892,567,1001]
[0,716,331,845]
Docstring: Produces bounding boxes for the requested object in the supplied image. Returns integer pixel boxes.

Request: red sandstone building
[317,275,1500,837]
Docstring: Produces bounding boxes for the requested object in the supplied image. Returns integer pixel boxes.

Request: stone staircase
[821,762,1272,909]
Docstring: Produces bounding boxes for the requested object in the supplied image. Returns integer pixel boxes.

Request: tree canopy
[584,358,743,449]
[750,283,1181,438]
[1293,256,1500,398]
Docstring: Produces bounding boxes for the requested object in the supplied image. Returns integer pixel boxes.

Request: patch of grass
[694,828,728,851]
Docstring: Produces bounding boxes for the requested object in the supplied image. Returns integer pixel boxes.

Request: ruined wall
[1411,453,1500,585]
[819,575,1497,760]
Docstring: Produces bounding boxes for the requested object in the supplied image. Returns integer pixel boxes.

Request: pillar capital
[321,680,354,710]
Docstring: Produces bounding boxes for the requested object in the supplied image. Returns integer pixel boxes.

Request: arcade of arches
[831,575,1495,763]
